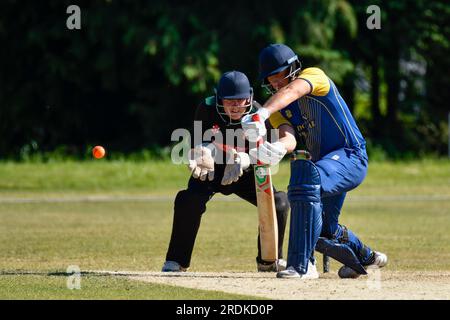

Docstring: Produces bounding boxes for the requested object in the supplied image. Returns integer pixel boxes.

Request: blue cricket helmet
[215,71,253,125]
[258,44,302,94]
[216,71,253,99]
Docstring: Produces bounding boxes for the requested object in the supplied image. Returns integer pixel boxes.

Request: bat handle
[254,138,263,165]
[251,114,263,148]
[251,114,264,165]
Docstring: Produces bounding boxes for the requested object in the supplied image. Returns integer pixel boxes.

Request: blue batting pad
[287,160,322,274]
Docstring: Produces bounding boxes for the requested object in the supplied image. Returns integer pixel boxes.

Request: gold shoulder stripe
[298,67,330,96]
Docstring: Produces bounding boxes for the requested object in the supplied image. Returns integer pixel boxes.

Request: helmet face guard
[261,59,302,95]
[215,88,253,125]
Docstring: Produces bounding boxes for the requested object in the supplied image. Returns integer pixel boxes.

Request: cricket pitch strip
[92,270,450,300]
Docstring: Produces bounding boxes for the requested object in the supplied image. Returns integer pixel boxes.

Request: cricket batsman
[241,44,388,279]
[162,71,289,272]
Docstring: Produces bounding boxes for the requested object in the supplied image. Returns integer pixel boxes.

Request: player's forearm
[242,79,309,142]
[263,79,311,115]
[264,86,299,115]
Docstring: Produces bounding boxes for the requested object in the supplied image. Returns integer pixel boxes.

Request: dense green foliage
[1,0,448,159]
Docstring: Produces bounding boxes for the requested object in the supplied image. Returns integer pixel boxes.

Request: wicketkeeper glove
[221,149,251,185]
[188,143,216,181]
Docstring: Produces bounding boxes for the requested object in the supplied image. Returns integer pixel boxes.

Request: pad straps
[335,224,349,244]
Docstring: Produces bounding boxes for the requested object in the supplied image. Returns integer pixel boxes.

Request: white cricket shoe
[161,260,187,272]
[276,260,319,279]
[278,259,287,271]
[257,259,287,272]
[338,251,388,279]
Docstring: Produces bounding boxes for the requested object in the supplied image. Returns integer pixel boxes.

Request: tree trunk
[341,73,355,113]
[385,49,400,125]
[371,57,382,127]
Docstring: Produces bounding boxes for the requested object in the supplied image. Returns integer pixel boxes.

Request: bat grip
[255,138,264,165]
[251,114,264,165]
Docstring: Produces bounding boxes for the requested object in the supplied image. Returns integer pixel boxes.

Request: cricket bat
[252,114,278,262]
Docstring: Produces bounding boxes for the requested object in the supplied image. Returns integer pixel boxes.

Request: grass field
[0,159,449,299]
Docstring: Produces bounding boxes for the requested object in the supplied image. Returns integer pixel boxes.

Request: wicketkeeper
[162,71,289,272]
[241,44,388,279]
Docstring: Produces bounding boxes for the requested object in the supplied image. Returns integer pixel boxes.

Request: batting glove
[249,141,287,165]
[241,108,270,142]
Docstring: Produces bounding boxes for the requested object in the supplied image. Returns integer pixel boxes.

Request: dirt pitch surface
[93,269,450,300]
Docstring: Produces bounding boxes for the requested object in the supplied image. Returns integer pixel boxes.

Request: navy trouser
[316,146,372,264]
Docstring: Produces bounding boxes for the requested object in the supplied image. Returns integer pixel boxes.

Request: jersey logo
[285,110,293,118]
[302,114,316,130]
[298,115,316,133]
[296,113,317,145]
[211,124,220,134]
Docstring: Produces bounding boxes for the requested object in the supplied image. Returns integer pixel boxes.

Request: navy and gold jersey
[269,67,366,161]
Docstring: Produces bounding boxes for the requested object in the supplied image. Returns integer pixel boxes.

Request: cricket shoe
[276,261,319,279]
[161,261,187,272]
[257,259,287,272]
[338,251,388,279]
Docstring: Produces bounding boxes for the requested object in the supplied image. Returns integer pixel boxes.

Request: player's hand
[221,150,251,185]
[249,141,287,165]
[241,108,270,142]
[188,144,215,181]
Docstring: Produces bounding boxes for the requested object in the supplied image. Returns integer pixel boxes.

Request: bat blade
[254,164,278,262]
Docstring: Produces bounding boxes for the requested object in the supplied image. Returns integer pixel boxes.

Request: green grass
[0,275,260,300]
[0,160,188,195]
[0,158,448,196]
[1,197,449,273]
[0,159,449,299]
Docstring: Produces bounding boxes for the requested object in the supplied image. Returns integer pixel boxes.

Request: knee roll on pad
[288,160,321,203]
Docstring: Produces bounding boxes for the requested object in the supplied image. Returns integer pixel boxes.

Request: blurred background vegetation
[0,0,448,161]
